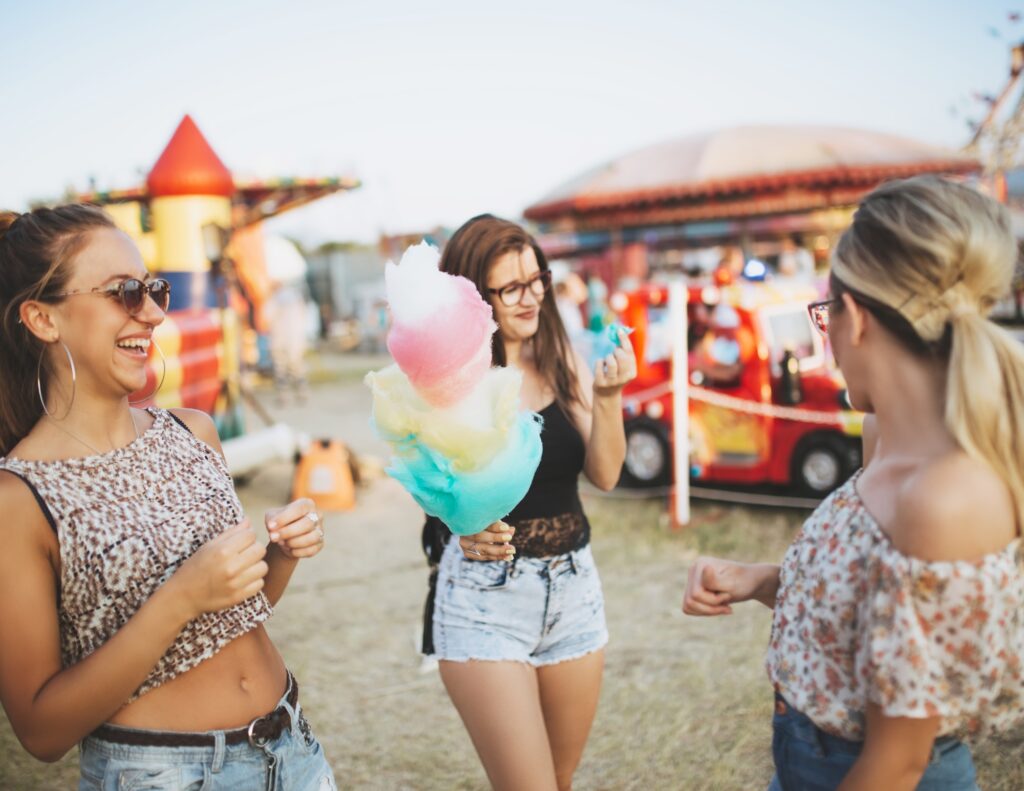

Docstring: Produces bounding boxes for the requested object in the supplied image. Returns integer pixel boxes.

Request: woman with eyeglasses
[683,176,1024,790]
[419,214,636,791]
[0,205,336,789]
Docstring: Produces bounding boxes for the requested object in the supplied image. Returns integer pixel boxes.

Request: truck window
[760,306,823,373]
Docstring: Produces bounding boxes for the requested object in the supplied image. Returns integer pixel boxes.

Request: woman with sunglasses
[0,205,336,789]
[420,214,636,791]
[683,176,1024,790]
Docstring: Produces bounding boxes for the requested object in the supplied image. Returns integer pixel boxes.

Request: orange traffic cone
[292,439,356,512]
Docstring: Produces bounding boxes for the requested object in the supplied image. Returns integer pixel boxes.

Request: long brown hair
[0,205,116,455]
[439,214,584,414]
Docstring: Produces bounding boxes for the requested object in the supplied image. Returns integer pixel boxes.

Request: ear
[19,300,61,344]
[840,292,868,347]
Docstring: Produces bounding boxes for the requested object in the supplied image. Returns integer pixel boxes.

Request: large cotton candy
[369,241,543,535]
[386,411,544,535]
[365,364,523,472]
[385,242,496,408]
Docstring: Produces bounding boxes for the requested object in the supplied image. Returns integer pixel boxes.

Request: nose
[519,287,540,309]
[136,290,167,327]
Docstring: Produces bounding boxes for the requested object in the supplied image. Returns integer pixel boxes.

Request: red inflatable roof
[524,125,979,224]
[146,115,234,198]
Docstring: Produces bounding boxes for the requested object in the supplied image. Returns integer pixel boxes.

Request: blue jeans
[78,682,336,790]
[768,694,979,791]
[432,540,608,665]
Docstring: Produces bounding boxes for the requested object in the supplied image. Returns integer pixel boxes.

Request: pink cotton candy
[387,273,496,408]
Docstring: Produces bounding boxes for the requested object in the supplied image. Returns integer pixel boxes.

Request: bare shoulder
[891,453,1016,562]
[168,408,224,454]
[0,470,57,557]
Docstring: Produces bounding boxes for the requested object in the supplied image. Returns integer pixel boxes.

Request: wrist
[154,575,200,627]
[267,541,299,564]
[749,564,780,608]
[592,389,623,407]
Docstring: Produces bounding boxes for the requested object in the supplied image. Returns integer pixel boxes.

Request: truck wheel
[792,434,850,497]
[620,418,671,488]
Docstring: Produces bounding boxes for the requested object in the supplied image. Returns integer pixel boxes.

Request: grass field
[3,487,1021,790]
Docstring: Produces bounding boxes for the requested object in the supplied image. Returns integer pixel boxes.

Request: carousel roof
[524,125,979,225]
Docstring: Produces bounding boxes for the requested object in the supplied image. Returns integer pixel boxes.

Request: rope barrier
[624,381,857,427]
[581,481,821,510]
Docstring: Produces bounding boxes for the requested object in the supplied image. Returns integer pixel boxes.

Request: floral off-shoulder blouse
[765,471,1024,743]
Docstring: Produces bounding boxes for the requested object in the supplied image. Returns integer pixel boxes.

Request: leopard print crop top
[0,408,272,701]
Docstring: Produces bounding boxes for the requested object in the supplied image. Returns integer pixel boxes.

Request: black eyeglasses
[487,270,552,307]
[807,298,841,335]
[52,278,171,315]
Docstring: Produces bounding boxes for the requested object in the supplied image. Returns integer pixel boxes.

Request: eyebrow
[492,270,542,291]
[101,273,150,286]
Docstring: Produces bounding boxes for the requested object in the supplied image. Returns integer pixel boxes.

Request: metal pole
[669,279,690,527]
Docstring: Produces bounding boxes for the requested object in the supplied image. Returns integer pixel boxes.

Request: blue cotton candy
[385,410,544,535]
[586,322,635,369]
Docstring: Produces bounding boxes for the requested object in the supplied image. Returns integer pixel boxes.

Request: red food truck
[612,280,863,495]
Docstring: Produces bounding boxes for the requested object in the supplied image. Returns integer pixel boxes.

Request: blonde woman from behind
[684,176,1024,790]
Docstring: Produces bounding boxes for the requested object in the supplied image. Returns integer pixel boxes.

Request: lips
[115,335,151,358]
[516,310,538,321]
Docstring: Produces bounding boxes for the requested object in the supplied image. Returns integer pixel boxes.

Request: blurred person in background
[777,234,816,280]
[264,234,312,405]
[683,177,1024,790]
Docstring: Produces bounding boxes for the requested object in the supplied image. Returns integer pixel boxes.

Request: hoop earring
[130,339,167,405]
[37,340,76,420]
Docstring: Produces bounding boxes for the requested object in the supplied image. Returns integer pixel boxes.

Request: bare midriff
[107,626,287,731]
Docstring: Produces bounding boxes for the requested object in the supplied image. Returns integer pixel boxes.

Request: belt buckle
[247,715,269,748]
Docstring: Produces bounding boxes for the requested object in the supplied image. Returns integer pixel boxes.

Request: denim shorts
[432,539,608,666]
[768,694,980,791]
[78,677,336,791]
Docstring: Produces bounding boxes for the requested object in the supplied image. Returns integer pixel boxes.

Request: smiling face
[486,245,545,344]
[49,227,166,400]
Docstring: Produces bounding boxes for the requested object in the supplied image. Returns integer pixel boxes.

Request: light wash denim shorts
[78,675,336,791]
[432,538,608,666]
[768,693,979,791]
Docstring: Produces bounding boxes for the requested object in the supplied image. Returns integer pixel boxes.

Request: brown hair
[0,205,116,454]
[439,214,583,415]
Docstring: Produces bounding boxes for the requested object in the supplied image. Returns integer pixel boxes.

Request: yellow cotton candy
[365,364,523,472]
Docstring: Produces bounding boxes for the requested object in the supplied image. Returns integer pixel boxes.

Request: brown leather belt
[91,674,299,748]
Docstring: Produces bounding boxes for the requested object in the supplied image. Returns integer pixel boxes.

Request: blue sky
[0,0,1017,242]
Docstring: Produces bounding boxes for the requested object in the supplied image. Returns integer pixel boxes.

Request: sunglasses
[807,297,841,335]
[52,277,172,315]
[487,270,552,307]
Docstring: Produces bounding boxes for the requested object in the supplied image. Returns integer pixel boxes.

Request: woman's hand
[266,498,325,560]
[459,521,516,562]
[593,328,638,399]
[171,519,269,618]
[682,557,780,615]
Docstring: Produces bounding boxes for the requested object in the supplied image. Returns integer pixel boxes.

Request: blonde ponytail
[945,313,1024,527]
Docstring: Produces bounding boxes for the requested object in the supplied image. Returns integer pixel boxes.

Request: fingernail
[501,533,512,542]
[269,532,279,542]
[268,521,277,529]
